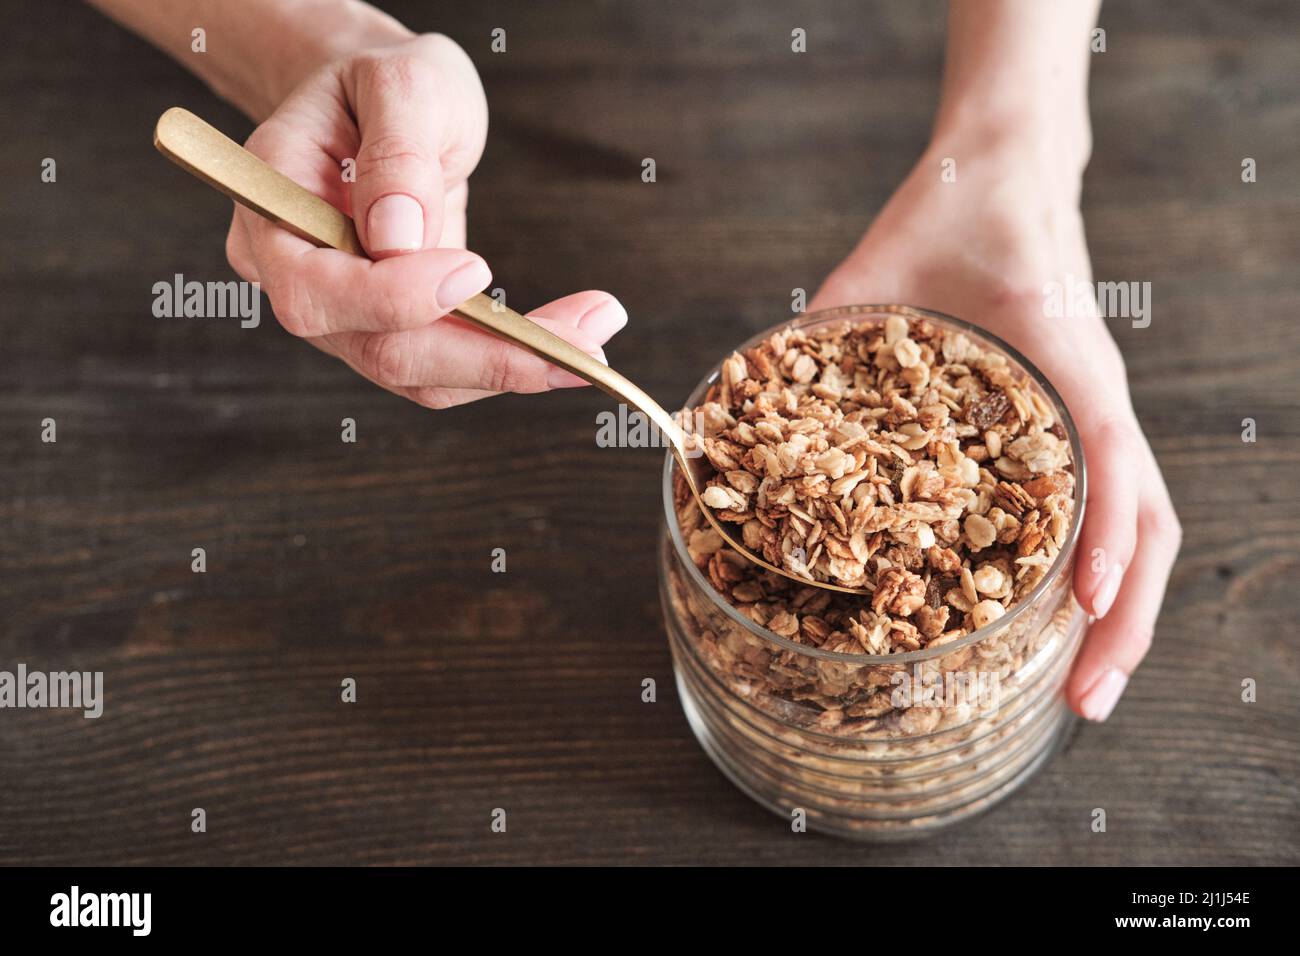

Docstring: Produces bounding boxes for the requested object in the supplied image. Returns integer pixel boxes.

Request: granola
[678,313,1076,655]
[660,310,1087,837]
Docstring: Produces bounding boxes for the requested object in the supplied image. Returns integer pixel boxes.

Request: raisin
[926,574,956,608]
[964,390,1010,430]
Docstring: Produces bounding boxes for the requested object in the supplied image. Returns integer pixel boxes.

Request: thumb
[347,54,449,257]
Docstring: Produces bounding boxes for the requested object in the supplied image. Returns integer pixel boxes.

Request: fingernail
[367,193,425,252]
[436,258,492,310]
[1092,562,1124,618]
[577,298,628,341]
[1079,667,1128,722]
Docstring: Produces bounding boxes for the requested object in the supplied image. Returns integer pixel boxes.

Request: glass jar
[658,305,1088,840]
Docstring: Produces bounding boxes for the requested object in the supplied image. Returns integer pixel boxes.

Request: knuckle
[242,125,274,160]
[1142,500,1183,550]
[482,341,537,394]
[986,278,1047,314]
[355,131,430,172]
[977,253,1056,312]
[408,386,459,410]
[359,333,409,385]
[224,230,247,277]
[269,273,312,338]
[416,32,462,60]
[1088,415,1143,462]
[225,222,259,284]
[412,34,476,90]
[579,290,618,313]
[360,52,425,97]
[365,279,407,333]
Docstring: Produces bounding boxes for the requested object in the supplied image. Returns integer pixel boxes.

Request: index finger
[247,229,491,337]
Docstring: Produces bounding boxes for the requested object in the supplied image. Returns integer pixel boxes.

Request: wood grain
[1,0,1297,865]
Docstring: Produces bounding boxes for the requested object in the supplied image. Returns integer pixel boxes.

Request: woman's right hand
[225,32,628,409]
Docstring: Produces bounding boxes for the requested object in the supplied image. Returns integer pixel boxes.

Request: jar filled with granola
[659,305,1087,839]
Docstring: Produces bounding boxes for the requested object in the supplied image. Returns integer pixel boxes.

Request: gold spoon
[153,106,870,596]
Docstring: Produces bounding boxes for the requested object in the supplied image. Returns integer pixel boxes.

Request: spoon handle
[152,107,683,442]
[449,294,679,438]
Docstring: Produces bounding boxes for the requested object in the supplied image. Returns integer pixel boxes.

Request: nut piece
[1023,471,1072,499]
[972,566,1005,594]
[928,546,962,574]
[702,485,745,511]
[964,513,997,550]
[872,567,927,617]
[993,480,1036,517]
[971,599,1007,629]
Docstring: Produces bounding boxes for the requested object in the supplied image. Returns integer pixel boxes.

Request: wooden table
[2,0,1296,865]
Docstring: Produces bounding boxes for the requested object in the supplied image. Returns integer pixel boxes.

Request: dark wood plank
[1,0,1297,865]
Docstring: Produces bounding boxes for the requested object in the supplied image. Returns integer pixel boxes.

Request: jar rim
[661,303,1088,665]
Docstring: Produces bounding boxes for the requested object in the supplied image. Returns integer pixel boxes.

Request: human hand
[810,131,1181,722]
[225,32,627,408]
